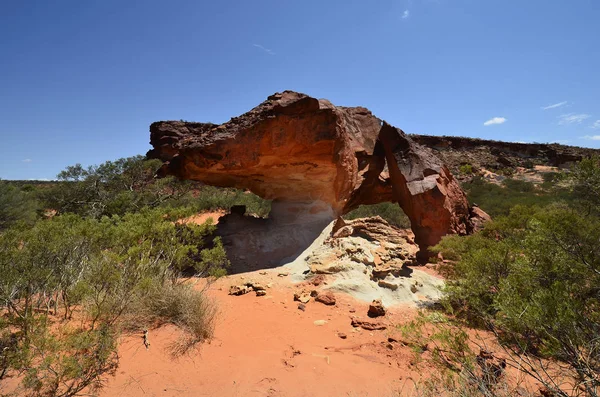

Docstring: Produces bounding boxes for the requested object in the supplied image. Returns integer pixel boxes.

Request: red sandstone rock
[367,299,386,318]
[315,291,336,306]
[350,318,387,331]
[149,91,486,259]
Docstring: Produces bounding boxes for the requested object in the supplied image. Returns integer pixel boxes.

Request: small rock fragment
[278,272,289,277]
[338,332,347,339]
[256,290,267,297]
[251,283,266,291]
[294,290,311,304]
[315,291,336,306]
[410,283,418,293]
[298,303,306,311]
[368,299,386,318]
[229,285,251,296]
[314,320,328,326]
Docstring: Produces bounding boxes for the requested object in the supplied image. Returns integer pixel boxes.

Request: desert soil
[102,270,427,397]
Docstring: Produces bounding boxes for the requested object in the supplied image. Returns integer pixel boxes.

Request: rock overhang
[148,90,488,260]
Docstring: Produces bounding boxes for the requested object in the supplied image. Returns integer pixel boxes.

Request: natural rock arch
[148,91,485,262]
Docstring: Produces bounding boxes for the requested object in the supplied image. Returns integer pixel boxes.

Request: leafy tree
[41,156,192,218]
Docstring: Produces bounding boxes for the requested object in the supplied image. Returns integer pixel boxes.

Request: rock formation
[149,91,486,260]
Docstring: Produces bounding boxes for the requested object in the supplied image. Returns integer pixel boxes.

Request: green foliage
[430,157,600,396]
[0,208,226,395]
[433,205,600,395]
[40,156,190,218]
[462,176,571,218]
[344,202,411,228]
[40,156,271,219]
[568,155,600,214]
[459,164,474,175]
[19,323,118,397]
[0,180,39,230]
[398,312,518,397]
[172,184,271,218]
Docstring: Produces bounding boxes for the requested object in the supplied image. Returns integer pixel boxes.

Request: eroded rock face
[149,91,485,259]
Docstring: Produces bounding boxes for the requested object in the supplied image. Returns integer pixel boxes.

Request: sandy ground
[102,271,426,397]
[178,211,226,226]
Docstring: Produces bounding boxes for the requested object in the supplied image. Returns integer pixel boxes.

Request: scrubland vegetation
[0,156,267,396]
[403,157,600,396]
[2,154,599,396]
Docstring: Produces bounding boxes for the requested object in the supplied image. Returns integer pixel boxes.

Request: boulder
[149,91,485,259]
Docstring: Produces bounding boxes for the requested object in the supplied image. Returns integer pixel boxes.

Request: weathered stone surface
[149,91,484,259]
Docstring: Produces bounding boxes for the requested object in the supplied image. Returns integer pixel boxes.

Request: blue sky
[1,0,599,180]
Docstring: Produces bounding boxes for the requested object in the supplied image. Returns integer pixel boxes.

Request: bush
[459,164,474,175]
[433,204,600,395]
[0,208,227,395]
[125,278,216,355]
[40,156,272,220]
[462,176,572,218]
[344,202,411,228]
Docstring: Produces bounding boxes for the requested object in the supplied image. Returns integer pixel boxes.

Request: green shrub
[459,164,474,175]
[0,180,39,230]
[433,205,600,395]
[344,202,411,228]
[0,208,226,395]
[462,176,572,218]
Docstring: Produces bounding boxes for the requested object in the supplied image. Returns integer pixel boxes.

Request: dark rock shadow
[216,202,334,275]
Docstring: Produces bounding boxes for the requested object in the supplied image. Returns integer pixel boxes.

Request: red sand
[178,211,226,226]
[102,274,423,397]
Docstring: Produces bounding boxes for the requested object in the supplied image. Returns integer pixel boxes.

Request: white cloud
[558,113,591,125]
[581,135,600,141]
[402,9,410,19]
[542,101,567,110]
[22,159,32,163]
[252,44,275,55]
[591,120,600,129]
[483,117,507,126]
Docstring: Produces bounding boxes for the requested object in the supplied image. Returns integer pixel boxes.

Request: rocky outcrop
[149,91,485,259]
[411,134,600,173]
[286,217,445,307]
